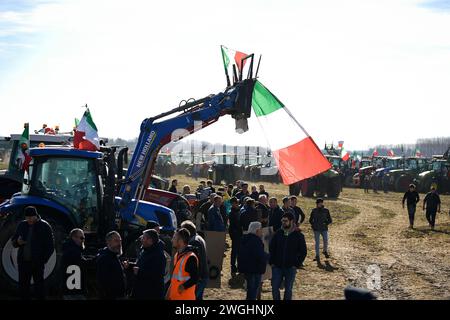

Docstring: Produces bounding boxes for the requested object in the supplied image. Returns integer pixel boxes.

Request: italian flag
[415,149,422,157]
[221,46,248,80]
[19,123,30,149]
[252,81,331,184]
[74,108,100,151]
[372,149,379,157]
[340,146,350,161]
[18,123,32,171]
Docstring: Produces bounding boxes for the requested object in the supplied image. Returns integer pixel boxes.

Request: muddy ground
[172,175,450,300]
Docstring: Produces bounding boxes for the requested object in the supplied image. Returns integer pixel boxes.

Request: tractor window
[408,160,418,170]
[0,139,12,170]
[432,161,444,171]
[31,157,99,229]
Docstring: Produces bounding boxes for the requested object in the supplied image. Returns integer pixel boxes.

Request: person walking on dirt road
[402,184,420,229]
[423,187,441,230]
[309,198,332,263]
[12,206,54,300]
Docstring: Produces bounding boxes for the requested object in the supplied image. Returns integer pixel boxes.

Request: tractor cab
[22,147,104,234]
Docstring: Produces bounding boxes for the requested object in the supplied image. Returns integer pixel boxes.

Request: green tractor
[289,167,341,198]
[384,157,430,192]
[416,157,450,194]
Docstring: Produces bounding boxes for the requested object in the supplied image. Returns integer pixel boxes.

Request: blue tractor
[0,55,257,293]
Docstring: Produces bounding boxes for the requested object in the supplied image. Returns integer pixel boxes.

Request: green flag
[19,123,29,148]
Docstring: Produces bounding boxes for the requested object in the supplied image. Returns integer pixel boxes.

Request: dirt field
[172,175,450,300]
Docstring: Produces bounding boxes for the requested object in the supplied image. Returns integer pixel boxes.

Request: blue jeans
[271,266,297,300]
[195,278,208,300]
[245,273,262,300]
[314,231,329,257]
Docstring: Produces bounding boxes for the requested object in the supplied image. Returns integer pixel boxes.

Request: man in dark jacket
[169,179,178,193]
[235,182,250,204]
[258,184,269,199]
[207,195,225,232]
[61,228,87,298]
[268,197,283,232]
[240,198,258,232]
[12,206,54,300]
[309,198,332,263]
[181,220,209,300]
[228,197,242,274]
[238,221,268,300]
[402,184,420,229]
[250,185,260,201]
[96,231,127,299]
[269,212,307,300]
[131,229,166,300]
[289,196,305,225]
[256,195,269,227]
[198,193,216,229]
[423,186,441,230]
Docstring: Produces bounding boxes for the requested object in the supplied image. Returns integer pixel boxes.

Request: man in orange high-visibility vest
[167,228,199,300]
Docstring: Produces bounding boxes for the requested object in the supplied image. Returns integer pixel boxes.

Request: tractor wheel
[301,179,316,197]
[289,182,301,196]
[344,176,354,188]
[326,178,341,198]
[395,175,413,193]
[0,217,67,295]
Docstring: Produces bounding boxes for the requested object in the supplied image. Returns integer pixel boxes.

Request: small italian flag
[340,146,350,161]
[252,81,331,184]
[415,149,422,157]
[19,123,30,149]
[74,108,100,151]
[221,45,248,81]
[372,149,379,157]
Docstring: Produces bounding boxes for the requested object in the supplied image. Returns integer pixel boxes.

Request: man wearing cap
[12,206,55,300]
[423,186,441,230]
[269,212,307,300]
[235,182,250,204]
[240,198,258,233]
[309,198,332,263]
[402,184,420,229]
[238,221,268,300]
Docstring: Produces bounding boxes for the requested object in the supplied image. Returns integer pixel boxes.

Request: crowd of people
[11,179,445,301]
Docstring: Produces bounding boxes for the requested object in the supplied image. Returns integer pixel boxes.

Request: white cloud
[0,0,449,151]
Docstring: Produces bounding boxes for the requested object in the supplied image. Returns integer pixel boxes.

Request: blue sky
[1,0,450,150]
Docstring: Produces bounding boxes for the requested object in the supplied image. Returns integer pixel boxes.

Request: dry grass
[172,174,450,300]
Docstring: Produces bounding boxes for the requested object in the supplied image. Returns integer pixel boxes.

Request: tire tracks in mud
[334,192,450,299]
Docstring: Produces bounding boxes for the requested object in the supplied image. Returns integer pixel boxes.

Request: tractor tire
[289,182,301,196]
[395,175,413,193]
[301,179,316,197]
[344,176,354,188]
[0,217,67,295]
[326,178,341,198]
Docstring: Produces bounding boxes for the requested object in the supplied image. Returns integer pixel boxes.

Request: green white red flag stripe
[252,81,331,184]
[221,45,248,80]
[74,108,100,151]
[340,147,350,161]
